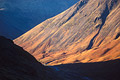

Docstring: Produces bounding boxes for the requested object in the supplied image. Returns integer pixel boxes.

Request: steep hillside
[0,36,59,80]
[0,0,79,39]
[14,0,120,65]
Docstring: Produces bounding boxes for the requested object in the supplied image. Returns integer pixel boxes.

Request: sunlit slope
[14,0,120,65]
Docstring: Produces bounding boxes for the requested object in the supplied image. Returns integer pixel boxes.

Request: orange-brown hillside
[14,0,120,65]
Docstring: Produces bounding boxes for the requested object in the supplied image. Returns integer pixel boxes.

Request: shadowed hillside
[0,0,79,39]
[0,36,60,80]
[14,0,120,65]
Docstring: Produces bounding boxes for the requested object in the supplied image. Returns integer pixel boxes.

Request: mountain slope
[14,0,120,65]
[0,36,60,80]
[0,0,79,39]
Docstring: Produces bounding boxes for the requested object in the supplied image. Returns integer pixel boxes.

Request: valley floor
[48,59,120,80]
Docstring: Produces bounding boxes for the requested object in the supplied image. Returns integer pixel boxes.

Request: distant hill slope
[0,0,79,39]
[14,0,120,65]
[0,36,60,80]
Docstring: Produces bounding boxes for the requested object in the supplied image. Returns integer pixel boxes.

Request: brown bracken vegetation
[14,0,120,66]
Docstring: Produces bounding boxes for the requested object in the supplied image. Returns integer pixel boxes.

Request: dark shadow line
[86,4,109,50]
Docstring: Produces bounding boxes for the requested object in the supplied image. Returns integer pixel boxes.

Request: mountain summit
[14,0,120,65]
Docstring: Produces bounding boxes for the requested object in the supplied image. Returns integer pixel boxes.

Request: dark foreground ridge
[0,36,60,80]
